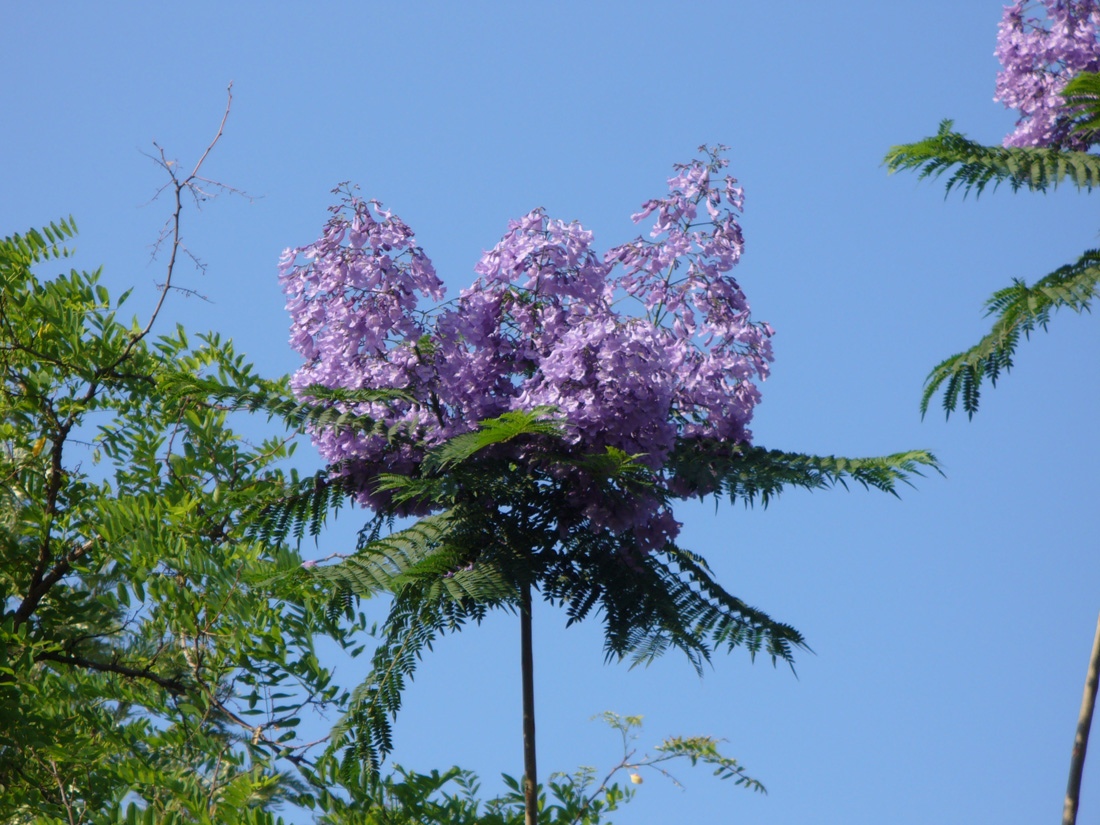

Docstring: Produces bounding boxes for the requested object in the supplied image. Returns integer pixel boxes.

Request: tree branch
[35,649,189,696]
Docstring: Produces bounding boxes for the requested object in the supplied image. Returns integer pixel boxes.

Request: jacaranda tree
[885,0,1100,417]
[253,146,937,825]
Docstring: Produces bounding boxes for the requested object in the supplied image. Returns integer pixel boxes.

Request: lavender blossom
[280,149,774,551]
[995,0,1100,148]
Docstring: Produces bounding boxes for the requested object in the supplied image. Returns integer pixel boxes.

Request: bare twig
[207,747,227,818]
[190,86,233,181]
[129,82,236,362]
[161,282,213,302]
[47,760,78,825]
[15,85,245,630]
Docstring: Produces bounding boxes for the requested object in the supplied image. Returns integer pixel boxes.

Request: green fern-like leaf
[538,530,805,676]
[321,515,517,780]
[312,512,464,596]
[884,119,1100,195]
[245,470,354,546]
[668,440,939,506]
[667,546,804,664]
[316,509,514,608]
[1063,71,1100,144]
[921,249,1100,418]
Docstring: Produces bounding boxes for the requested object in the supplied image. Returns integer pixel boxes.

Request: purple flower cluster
[281,149,773,551]
[995,0,1100,148]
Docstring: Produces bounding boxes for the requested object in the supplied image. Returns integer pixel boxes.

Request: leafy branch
[668,440,939,505]
[1062,71,1100,145]
[921,249,1100,418]
[884,119,1100,196]
[543,712,763,825]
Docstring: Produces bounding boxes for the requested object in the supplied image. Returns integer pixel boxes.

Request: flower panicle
[995,0,1100,148]
[279,148,774,551]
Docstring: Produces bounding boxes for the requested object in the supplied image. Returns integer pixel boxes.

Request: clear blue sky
[4,3,1099,823]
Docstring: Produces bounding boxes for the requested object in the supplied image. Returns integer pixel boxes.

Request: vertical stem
[520,583,539,825]
[1063,611,1100,825]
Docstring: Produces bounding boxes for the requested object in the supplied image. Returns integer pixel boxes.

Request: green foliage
[260,411,936,777]
[1062,71,1100,144]
[884,119,1100,196]
[312,712,760,825]
[886,89,1100,417]
[668,441,938,505]
[164,373,413,441]
[921,249,1100,418]
[0,222,358,821]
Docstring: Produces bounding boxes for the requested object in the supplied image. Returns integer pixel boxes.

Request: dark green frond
[668,547,805,664]
[884,119,1100,195]
[921,249,1100,418]
[315,493,537,780]
[312,506,517,617]
[247,470,355,546]
[540,536,713,672]
[620,547,805,671]
[311,512,463,597]
[540,534,805,675]
[331,597,439,780]
[668,440,940,506]
[1063,71,1100,144]
[325,527,517,781]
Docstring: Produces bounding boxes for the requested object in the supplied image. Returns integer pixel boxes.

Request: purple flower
[280,149,774,552]
[995,0,1100,148]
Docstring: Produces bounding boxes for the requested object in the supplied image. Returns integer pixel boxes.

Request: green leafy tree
[0,99,361,822]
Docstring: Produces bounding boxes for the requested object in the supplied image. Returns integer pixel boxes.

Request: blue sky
[3,3,1099,823]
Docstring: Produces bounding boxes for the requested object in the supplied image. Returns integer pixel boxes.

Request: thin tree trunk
[1063,611,1100,825]
[520,583,539,825]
